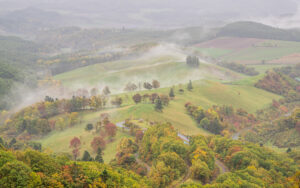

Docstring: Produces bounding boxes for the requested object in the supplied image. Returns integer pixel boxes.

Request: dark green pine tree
[101,169,109,182]
[169,88,175,98]
[187,80,193,91]
[155,96,163,112]
[0,137,4,145]
[286,147,292,153]
[95,148,104,163]
[82,150,93,161]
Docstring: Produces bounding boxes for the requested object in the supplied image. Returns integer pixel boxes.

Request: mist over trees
[186,56,200,68]
[0,1,299,188]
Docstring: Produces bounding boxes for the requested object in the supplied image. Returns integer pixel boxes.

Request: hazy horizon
[0,0,300,29]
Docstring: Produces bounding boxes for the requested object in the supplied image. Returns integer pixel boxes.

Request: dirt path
[170,166,191,188]
[134,153,151,173]
[215,159,229,174]
[232,126,252,140]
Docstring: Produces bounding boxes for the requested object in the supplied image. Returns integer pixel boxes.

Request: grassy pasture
[195,37,300,64]
[37,106,133,163]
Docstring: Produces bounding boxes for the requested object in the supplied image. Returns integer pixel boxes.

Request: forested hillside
[0,36,47,109]
[218,21,300,42]
[0,124,298,187]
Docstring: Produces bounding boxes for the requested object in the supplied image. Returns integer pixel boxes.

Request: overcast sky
[0,0,299,28]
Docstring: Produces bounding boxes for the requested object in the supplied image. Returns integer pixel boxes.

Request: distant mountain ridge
[0,7,70,35]
[217,21,300,42]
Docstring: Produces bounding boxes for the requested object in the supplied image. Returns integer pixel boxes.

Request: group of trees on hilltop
[2,94,111,139]
[132,93,170,112]
[186,55,200,68]
[124,80,160,92]
[144,80,160,90]
[73,86,111,98]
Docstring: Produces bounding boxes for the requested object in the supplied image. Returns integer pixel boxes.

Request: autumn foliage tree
[70,137,81,160]
[143,82,152,90]
[135,130,144,143]
[124,82,137,92]
[91,136,106,152]
[152,80,160,89]
[105,123,117,140]
[132,94,142,104]
[102,86,111,95]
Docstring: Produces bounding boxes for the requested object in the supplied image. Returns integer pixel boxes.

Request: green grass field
[37,78,281,164]
[195,47,232,58]
[37,107,133,163]
[226,41,300,61]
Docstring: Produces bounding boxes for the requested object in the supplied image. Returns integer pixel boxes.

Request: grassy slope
[227,40,300,61]
[54,55,242,91]
[45,52,282,162]
[37,107,133,163]
[38,78,281,163]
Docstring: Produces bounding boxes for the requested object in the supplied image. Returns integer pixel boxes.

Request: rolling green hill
[217,21,300,42]
[54,54,243,92]
[37,78,281,163]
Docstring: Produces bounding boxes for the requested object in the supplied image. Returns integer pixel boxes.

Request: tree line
[185,103,256,136]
